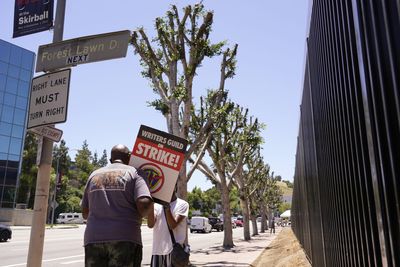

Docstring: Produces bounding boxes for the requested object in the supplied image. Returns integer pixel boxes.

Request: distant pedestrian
[270,217,275,234]
[81,144,153,267]
[147,190,189,267]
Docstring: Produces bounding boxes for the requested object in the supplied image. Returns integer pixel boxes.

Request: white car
[56,213,85,224]
[190,216,212,233]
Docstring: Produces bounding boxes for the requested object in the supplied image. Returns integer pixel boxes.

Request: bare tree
[259,173,282,231]
[131,3,237,199]
[193,102,261,248]
[236,151,268,240]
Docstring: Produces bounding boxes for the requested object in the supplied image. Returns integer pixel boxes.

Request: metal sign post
[27,0,66,266]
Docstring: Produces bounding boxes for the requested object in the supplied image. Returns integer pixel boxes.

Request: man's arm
[133,170,154,218]
[136,196,154,218]
[81,181,90,220]
[164,207,186,229]
[82,207,89,220]
[147,205,156,228]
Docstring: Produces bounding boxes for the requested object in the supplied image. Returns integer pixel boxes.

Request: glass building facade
[0,40,34,208]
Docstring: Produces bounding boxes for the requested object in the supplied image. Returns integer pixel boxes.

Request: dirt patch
[252,228,311,267]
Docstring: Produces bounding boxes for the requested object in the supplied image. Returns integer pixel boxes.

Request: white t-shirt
[151,198,189,255]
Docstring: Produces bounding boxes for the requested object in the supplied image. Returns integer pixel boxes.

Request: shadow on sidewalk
[191,244,266,256]
[189,231,281,266]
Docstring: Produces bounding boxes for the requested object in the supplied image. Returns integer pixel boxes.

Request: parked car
[0,224,12,242]
[208,217,224,232]
[235,218,243,227]
[56,213,85,224]
[190,216,212,233]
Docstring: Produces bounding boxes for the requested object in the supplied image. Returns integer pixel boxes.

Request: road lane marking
[61,259,84,264]
[11,248,27,251]
[0,254,84,267]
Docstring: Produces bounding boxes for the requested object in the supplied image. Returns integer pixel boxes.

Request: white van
[56,213,85,224]
[190,216,212,233]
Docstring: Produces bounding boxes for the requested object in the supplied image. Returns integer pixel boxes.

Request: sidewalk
[189,227,282,267]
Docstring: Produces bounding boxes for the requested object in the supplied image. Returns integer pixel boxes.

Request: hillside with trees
[277,180,293,198]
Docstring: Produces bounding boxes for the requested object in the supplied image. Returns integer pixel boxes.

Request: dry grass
[252,228,311,267]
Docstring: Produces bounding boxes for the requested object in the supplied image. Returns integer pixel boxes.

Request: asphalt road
[0,225,247,267]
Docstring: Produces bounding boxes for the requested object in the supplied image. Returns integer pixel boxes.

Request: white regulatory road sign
[28,69,71,129]
[29,125,63,142]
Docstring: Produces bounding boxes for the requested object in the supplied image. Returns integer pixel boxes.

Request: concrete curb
[10,225,80,230]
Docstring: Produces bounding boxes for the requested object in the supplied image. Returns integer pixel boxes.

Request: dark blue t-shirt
[81,163,151,246]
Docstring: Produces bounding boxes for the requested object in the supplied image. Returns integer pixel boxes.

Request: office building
[0,39,35,208]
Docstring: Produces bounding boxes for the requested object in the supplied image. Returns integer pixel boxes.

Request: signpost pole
[52,0,66,43]
[27,1,66,266]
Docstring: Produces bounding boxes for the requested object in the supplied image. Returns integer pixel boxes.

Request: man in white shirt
[147,191,189,267]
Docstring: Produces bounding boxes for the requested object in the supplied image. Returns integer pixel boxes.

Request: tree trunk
[251,214,258,236]
[221,177,234,248]
[239,196,251,241]
[29,186,36,208]
[260,205,267,232]
[177,165,188,200]
[169,102,189,201]
[26,185,32,206]
[47,187,54,224]
[170,100,181,139]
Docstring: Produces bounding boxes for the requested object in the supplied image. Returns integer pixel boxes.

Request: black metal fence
[292,1,400,266]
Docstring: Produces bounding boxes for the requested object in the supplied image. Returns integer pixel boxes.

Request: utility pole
[27,1,66,266]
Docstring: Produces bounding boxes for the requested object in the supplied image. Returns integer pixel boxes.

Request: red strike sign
[132,139,184,171]
[129,125,188,203]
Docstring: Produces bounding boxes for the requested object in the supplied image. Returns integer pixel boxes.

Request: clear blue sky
[1,1,309,191]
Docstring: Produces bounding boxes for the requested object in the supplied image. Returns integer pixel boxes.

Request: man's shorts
[151,253,172,267]
[85,241,142,267]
